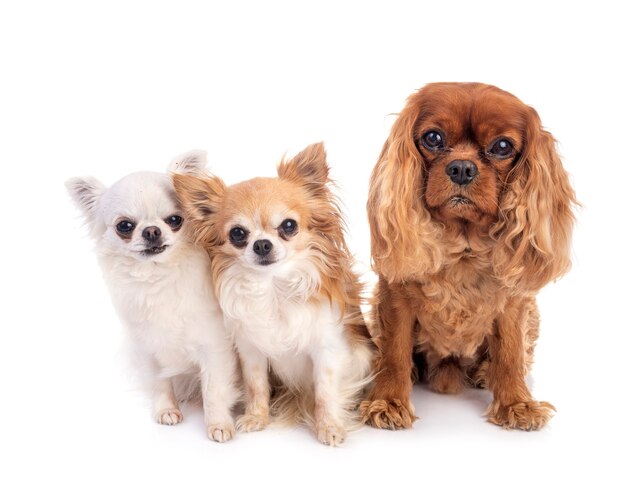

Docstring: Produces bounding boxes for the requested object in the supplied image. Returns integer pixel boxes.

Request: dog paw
[156,408,183,425]
[360,398,416,430]
[486,400,555,431]
[316,420,346,446]
[207,422,235,443]
[236,412,269,433]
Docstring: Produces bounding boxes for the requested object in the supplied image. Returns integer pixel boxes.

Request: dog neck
[435,218,496,263]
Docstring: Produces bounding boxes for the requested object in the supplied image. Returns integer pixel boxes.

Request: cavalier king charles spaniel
[360,82,576,431]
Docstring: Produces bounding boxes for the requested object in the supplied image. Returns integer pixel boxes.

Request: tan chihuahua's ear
[172,173,225,244]
[168,150,208,175]
[277,142,329,190]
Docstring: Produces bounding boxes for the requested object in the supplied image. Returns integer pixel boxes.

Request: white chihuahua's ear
[277,142,329,188]
[65,176,106,230]
[168,150,208,175]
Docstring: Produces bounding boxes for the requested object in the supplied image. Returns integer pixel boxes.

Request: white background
[1,1,624,475]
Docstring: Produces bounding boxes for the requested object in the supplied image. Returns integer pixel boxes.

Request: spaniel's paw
[156,408,183,425]
[360,398,416,430]
[487,400,555,431]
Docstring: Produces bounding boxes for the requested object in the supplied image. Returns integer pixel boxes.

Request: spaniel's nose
[446,160,477,186]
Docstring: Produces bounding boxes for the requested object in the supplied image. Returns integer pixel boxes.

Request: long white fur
[65,151,240,443]
[218,246,371,446]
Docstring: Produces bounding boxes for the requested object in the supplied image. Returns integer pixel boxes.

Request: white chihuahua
[66,152,239,443]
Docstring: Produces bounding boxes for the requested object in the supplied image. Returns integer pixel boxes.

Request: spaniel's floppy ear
[172,172,226,246]
[492,108,577,291]
[367,95,444,283]
[65,176,107,236]
[278,142,329,196]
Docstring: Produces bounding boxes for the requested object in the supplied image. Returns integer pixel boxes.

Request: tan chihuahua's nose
[253,239,273,256]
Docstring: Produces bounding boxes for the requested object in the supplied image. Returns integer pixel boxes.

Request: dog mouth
[449,195,473,206]
[142,245,168,256]
[256,257,276,266]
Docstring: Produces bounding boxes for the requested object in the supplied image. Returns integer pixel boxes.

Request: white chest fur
[99,246,223,374]
[219,262,336,355]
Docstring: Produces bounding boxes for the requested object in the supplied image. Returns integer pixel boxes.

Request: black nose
[253,239,273,257]
[142,226,162,242]
[446,160,477,186]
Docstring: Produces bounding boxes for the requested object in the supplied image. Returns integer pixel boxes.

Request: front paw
[236,412,269,433]
[486,400,555,431]
[360,398,416,430]
[156,408,183,425]
[207,422,236,443]
[316,420,346,446]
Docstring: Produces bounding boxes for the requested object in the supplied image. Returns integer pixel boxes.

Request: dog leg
[486,297,554,430]
[235,338,270,433]
[311,333,352,446]
[200,343,238,443]
[152,377,183,425]
[360,280,417,429]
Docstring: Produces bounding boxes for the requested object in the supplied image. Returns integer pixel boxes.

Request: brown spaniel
[361,82,576,431]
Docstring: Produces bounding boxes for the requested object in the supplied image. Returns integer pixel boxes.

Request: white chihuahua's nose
[142,226,162,243]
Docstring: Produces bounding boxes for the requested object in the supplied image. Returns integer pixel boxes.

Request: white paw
[236,413,269,433]
[207,423,235,443]
[316,421,346,446]
[156,408,183,425]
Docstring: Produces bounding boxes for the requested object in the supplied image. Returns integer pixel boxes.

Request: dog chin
[132,243,175,262]
[251,257,278,268]
[141,245,168,256]
[433,196,486,223]
[240,255,280,270]
[449,195,473,206]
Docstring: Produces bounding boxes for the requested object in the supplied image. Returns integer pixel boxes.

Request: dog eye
[422,130,445,151]
[116,220,135,235]
[279,219,298,237]
[229,227,248,247]
[165,215,183,230]
[488,138,515,158]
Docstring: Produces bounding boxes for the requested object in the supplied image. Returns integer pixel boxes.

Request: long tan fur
[361,83,577,431]
[491,108,576,291]
[174,143,373,445]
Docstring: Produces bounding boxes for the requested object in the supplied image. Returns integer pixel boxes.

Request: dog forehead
[470,90,529,141]
[415,84,476,138]
[223,177,306,223]
[101,171,178,219]
[416,84,528,143]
